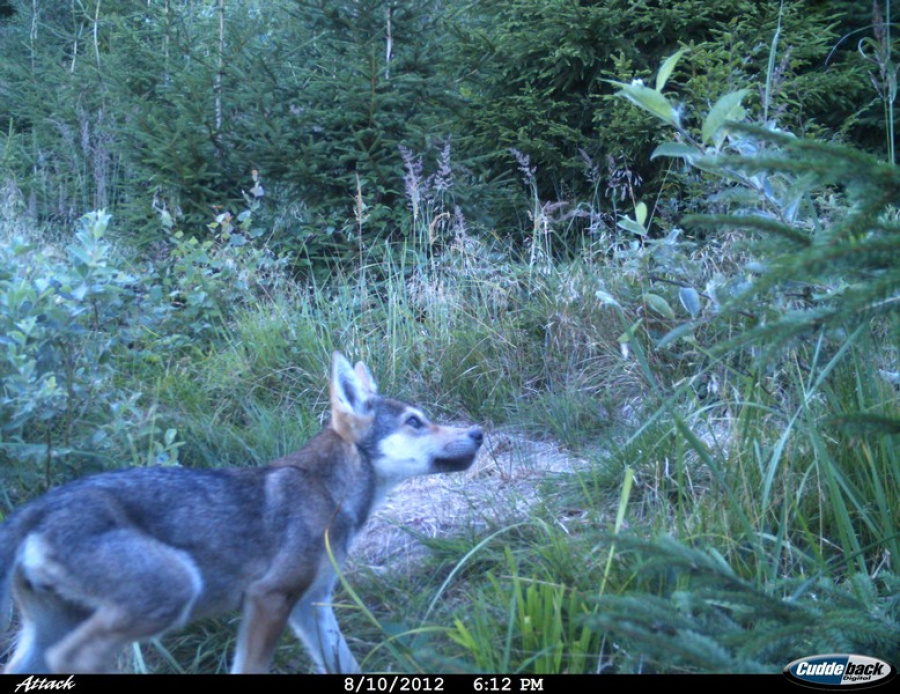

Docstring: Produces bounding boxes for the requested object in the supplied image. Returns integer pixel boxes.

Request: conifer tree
[448,0,867,237]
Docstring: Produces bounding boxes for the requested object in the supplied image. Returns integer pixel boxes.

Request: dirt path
[354,430,588,569]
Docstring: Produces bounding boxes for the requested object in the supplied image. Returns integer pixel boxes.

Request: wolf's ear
[330,352,376,442]
[353,361,378,396]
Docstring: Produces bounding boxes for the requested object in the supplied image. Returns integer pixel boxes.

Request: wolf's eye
[405,414,424,429]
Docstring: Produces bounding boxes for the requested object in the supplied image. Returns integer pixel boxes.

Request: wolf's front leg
[232,585,297,674]
[289,588,360,674]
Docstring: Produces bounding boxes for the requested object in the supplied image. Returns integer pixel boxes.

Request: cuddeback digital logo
[784,654,896,690]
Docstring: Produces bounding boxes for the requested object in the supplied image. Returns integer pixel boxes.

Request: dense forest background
[0,0,882,249]
[1,0,898,675]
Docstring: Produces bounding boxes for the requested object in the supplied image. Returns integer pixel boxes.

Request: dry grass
[352,430,589,571]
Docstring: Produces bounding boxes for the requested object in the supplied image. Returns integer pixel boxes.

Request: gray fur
[0,352,482,674]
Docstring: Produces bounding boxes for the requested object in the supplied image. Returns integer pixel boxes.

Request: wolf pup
[0,352,482,674]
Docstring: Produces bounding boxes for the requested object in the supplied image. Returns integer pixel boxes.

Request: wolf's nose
[469,427,484,446]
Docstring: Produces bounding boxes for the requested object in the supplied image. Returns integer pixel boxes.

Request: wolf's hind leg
[3,578,90,674]
[14,529,203,674]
